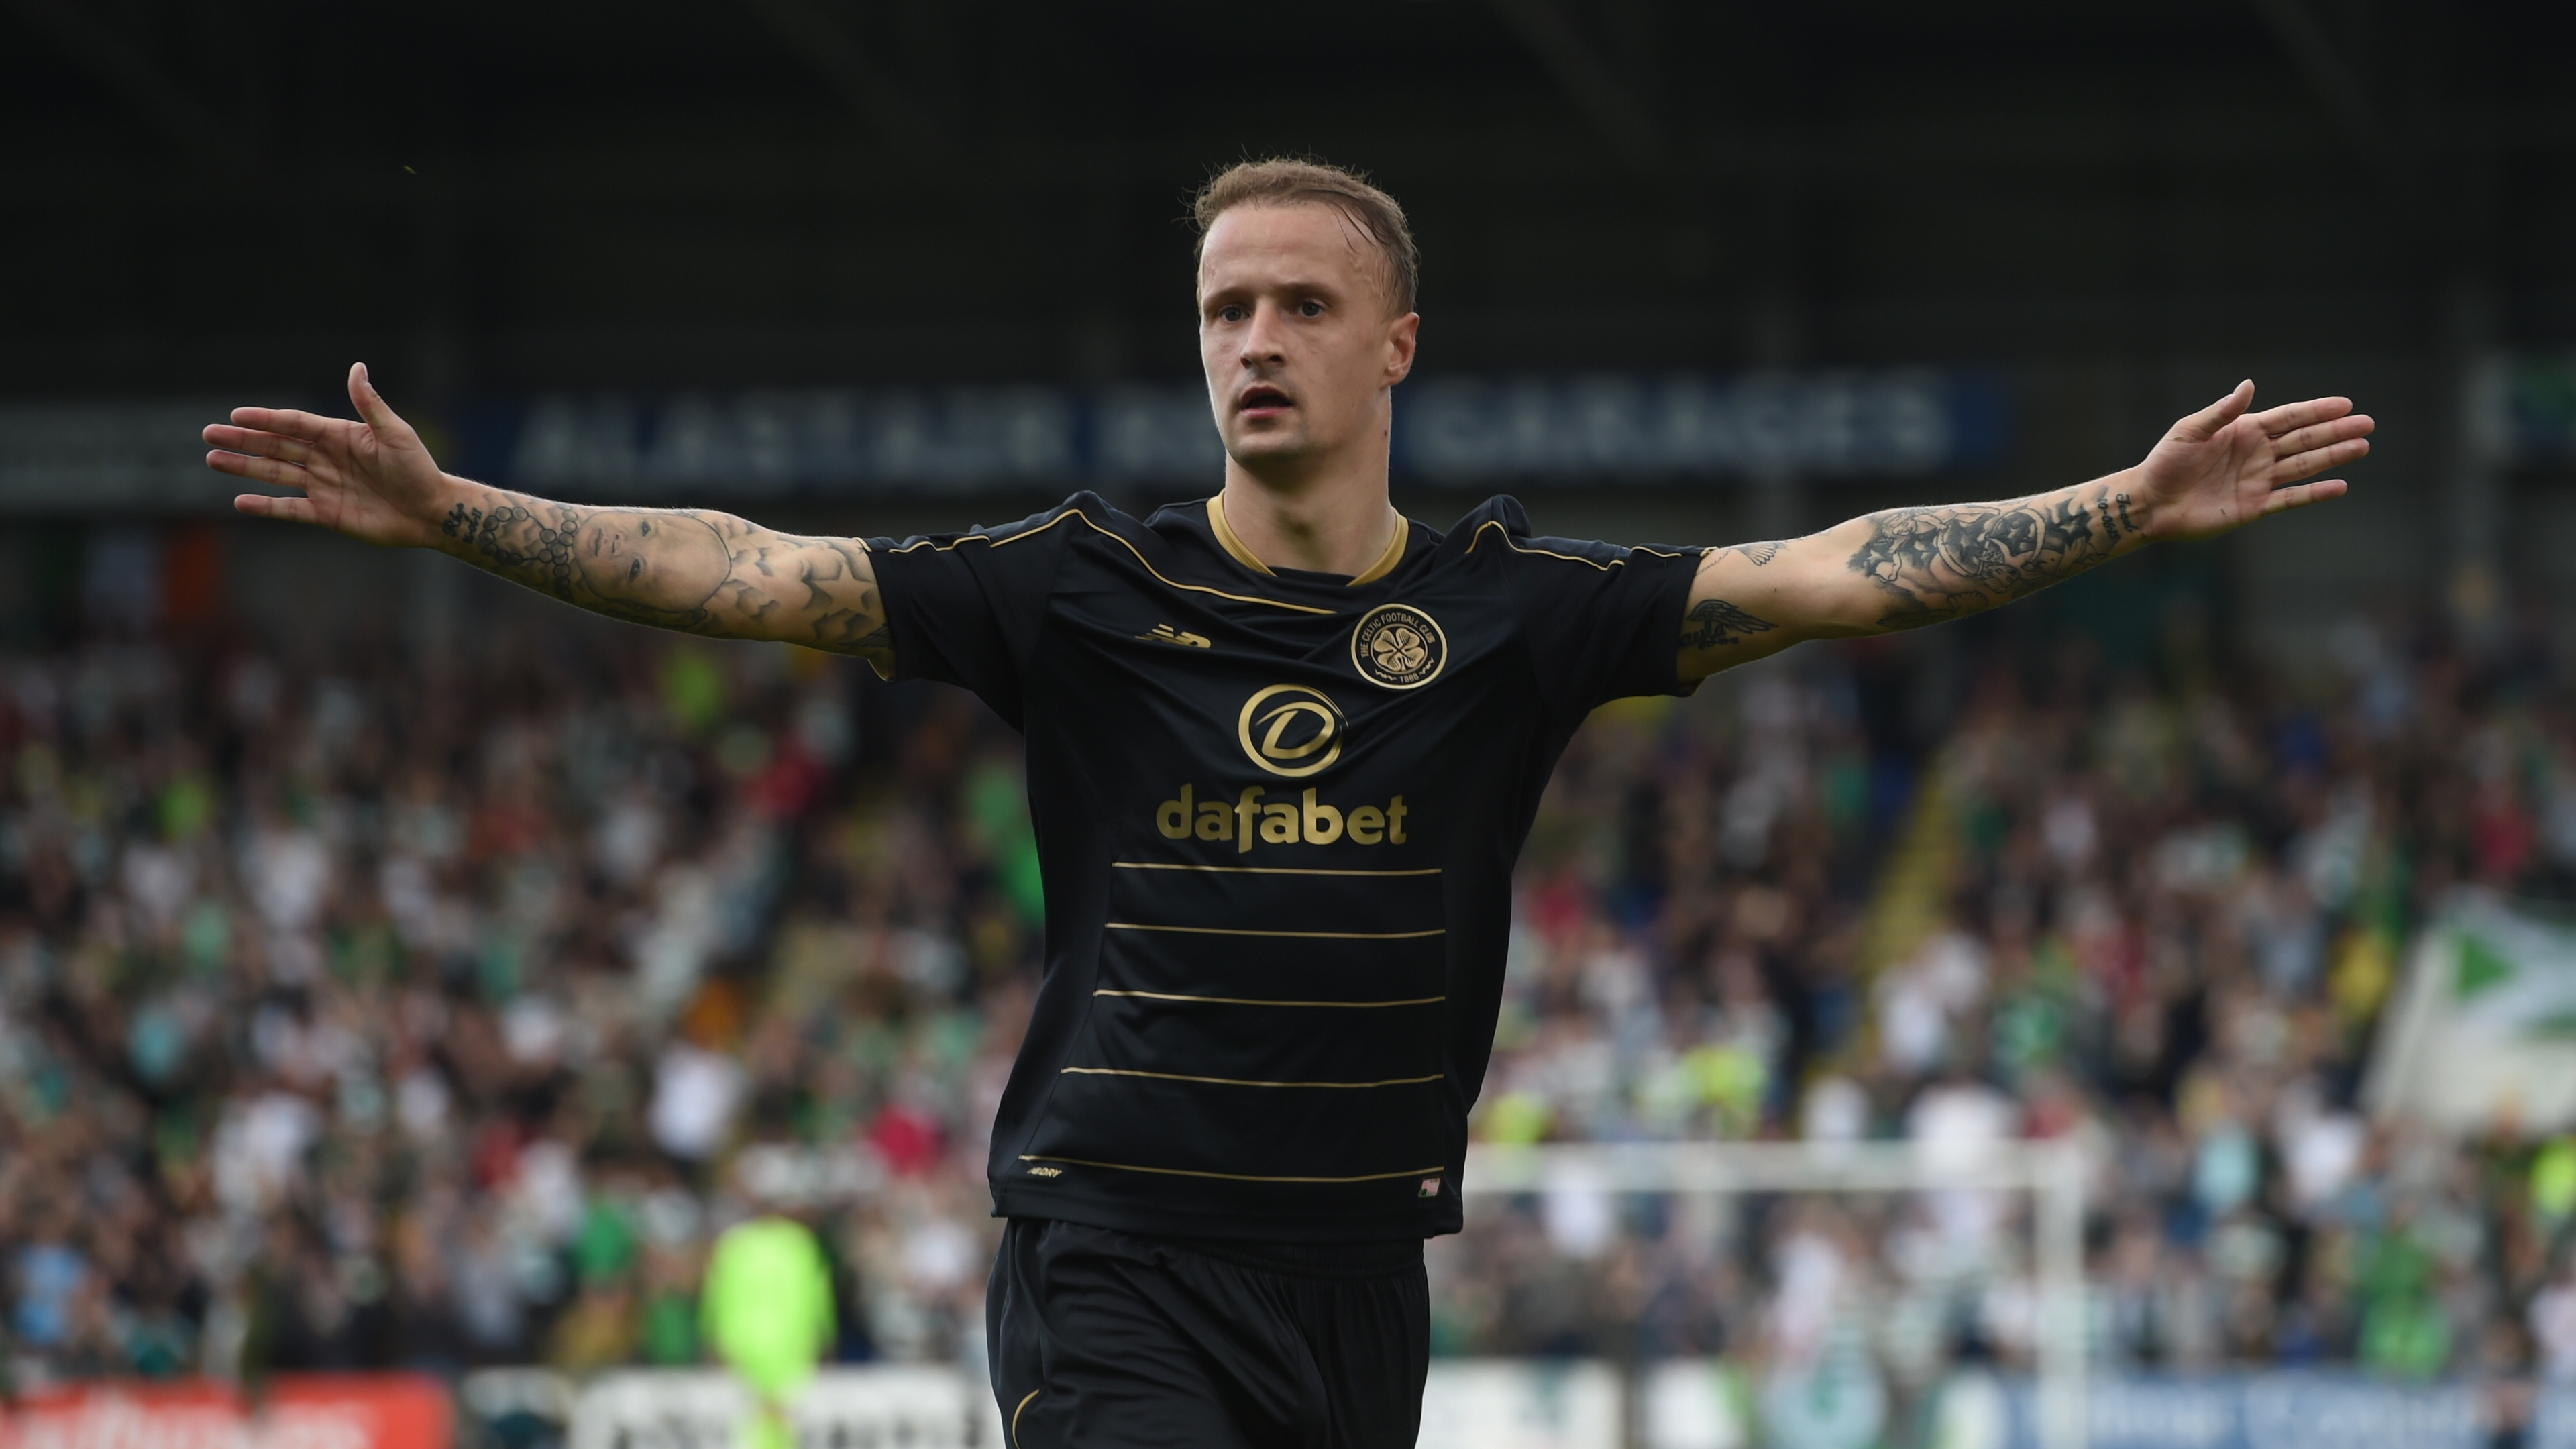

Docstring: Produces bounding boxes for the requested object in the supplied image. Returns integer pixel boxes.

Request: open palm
[2136,381,2373,542]
[203,363,454,548]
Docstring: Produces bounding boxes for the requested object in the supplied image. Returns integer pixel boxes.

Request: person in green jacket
[702,1216,836,1449]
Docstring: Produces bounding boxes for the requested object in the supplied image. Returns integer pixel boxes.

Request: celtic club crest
[1350,604,1447,690]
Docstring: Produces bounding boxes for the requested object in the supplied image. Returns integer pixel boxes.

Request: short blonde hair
[1191,158,1419,315]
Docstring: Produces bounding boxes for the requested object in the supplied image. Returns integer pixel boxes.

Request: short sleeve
[1481,505,1703,723]
[865,496,1088,729]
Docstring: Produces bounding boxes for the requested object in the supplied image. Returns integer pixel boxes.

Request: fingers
[2175,380,2255,442]
[227,406,340,439]
[233,492,319,525]
[2251,396,2355,436]
[347,362,413,437]
[206,449,312,490]
[227,367,425,445]
[202,424,315,464]
[2258,478,2348,517]
[2275,436,2370,480]
[2269,413,2373,458]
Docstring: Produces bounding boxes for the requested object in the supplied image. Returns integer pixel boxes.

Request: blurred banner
[0,400,249,514]
[0,1377,451,1449]
[1990,1375,2573,1449]
[460,372,2006,497]
[1417,1361,1623,1449]
[566,1368,1004,1449]
[536,1364,2576,1449]
[2367,893,2576,1133]
[0,371,2006,513]
[21,1369,2559,1449]
[1395,372,2000,484]
[30,353,2576,515]
[552,1362,1619,1449]
[1651,1368,2576,1449]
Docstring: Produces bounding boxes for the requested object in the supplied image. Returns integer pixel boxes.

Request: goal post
[1459,1139,2089,1449]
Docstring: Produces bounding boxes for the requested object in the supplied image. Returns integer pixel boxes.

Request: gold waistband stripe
[1112,861,1443,877]
[1093,989,1445,1008]
[1018,1154,1446,1185]
[1060,1066,1441,1089]
[1105,922,1444,941]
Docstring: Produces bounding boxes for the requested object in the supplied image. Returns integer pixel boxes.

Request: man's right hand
[206,364,898,669]
[203,362,456,549]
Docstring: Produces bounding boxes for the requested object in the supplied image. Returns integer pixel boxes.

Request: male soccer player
[205,160,2370,1448]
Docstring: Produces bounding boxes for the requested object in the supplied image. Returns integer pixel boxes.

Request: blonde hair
[1191,158,1419,315]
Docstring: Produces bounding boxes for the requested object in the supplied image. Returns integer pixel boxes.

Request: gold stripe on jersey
[1018,1155,1446,1185]
[1059,1066,1441,1089]
[1460,518,1690,568]
[1111,861,1442,877]
[1074,511,1334,613]
[1104,922,1444,941]
[1093,989,1446,1008]
[880,503,1334,614]
[877,507,1079,553]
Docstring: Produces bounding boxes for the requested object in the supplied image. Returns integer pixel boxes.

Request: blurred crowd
[0,619,1025,1392]
[1444,601,2576,1393]
[5,578,2576,1395]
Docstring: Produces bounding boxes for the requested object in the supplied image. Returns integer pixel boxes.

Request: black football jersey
[868,492,1701,1242]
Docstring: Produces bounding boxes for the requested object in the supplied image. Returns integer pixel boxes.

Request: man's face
[1197,203,1418,476]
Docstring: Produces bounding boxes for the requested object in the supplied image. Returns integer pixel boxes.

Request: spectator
[1,598,2572,1391]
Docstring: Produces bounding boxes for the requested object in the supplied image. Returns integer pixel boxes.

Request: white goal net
[1442,1139,2089,1449]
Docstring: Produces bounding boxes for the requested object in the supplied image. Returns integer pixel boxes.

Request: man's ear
[1384,312,1421,386]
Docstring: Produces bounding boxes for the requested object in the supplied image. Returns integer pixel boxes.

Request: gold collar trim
[1206,494,1275,576]
[1347,515,1410,586]
[1208,494,1409,587]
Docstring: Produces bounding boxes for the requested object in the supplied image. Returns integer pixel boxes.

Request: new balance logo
[1137,624,1211,649]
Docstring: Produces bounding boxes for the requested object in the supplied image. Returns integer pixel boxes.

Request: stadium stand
[3,601,2571,1397]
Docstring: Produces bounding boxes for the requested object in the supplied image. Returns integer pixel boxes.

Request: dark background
[6,0,2573,649]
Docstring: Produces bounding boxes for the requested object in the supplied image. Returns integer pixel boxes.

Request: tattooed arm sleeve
[1678,478,2150,681]
[431,480,894,669]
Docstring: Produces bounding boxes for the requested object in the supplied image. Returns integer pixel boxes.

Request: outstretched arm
[205,364,895,670]
[1676,382,2373,681]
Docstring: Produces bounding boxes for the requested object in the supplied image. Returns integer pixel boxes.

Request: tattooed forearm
[1681,598,1778,651]
[441,502,578,599]
[439,496,725,628]
[432,485,892,663]
[773,535,894,655]
[1680,478,2149,682]
[1845,485,2133,629]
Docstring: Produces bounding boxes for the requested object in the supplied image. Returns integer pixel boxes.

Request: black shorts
[985,1218,1430,1449]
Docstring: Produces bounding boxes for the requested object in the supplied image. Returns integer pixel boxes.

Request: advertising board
[0,1377,451,1449]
